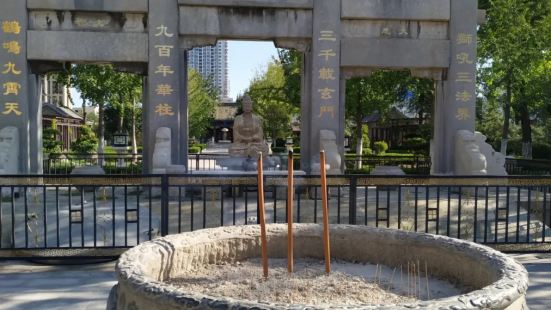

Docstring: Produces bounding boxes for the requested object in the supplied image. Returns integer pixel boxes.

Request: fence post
[349,176,357,224]
[161,174,169,236]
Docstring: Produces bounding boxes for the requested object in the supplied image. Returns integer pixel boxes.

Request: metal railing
[344,155,431,174]
[506,158,551,176]
[44,153,143,175]
[1,174,550,260]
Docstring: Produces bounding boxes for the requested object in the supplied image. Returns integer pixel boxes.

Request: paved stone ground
[0,254,549,310]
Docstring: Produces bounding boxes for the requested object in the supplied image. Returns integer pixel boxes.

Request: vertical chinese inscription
[1,19,23,117]
[147,0,183,170]
[449,0,477,125]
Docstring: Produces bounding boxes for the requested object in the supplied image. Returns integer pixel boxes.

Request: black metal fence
[344,155,431,174]
[506,158,551,176]
[1,174,550,259]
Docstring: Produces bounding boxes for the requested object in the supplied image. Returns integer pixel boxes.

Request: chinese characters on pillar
[1,20,23,117]
[317,31,338,119]
[454,32,475,121]
[152,24,176,117]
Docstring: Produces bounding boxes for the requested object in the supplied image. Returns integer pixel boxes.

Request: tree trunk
[519,96,532,159]
[355,117,364,170]
[354,85,364,169]
[118,94,125,132]
[82,99,87,124]
[98,102,105,166]
[131,98,138,156]
[500,73,512,155]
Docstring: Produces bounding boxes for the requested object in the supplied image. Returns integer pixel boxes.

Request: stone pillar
[300,51,312,172]
[145,0,186,173]
[432,0,477,174]
[0,1,41,174]
[178,49,189,167]
[307,0,343,173]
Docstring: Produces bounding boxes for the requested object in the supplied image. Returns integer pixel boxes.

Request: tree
[478,0,551,158]
[188,69,218,139]
[71,125,98,154]
[345,70,412,157]
[277,49,302,108]
[104,73,142,153]
[64,65,119,155]
[247,61,298,141]
[43,120,63,155]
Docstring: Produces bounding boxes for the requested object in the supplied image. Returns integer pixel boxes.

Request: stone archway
[0,0,483,175]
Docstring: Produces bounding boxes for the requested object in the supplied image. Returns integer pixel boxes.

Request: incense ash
[166,258,461,306]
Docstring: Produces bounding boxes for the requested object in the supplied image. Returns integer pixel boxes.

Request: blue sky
[71,41,278,106]
[227,40,279,100]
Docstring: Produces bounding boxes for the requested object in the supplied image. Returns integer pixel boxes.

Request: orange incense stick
[287,150,294,273]
[320,150,331,274]
[257,152,269,278]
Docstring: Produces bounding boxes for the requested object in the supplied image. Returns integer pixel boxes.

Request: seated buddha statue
[229,95,270,157]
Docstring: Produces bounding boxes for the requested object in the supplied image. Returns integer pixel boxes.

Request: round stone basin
[109,224,528,310]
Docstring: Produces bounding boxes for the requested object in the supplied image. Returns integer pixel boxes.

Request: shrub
[373,141,389,155]
[293,146,301,154]
[532,143,551,159]
[271,146,287,154]
[71,125,98,154]
[43,123,63,155]
[188,146,201,154]
[362,148,373,155]
[403,137,429,154]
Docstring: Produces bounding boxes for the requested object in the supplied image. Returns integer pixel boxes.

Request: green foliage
[373,141,389,155]
[71,125,98,154]
[247,61,298,140]
[345,70,432,153]
[188,146,202,154]
[362,148,373,155]
[277,49,302,108]
[188,69,218,139]
[477,0,551,157]
[402,137,429,155]
[43,120,63,154]
[532,143,551,160]
[189,143,207,152]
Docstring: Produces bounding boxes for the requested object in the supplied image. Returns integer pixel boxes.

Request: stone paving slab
[0,254,549,309]
[0,260,116,310]
[511,253,551,310]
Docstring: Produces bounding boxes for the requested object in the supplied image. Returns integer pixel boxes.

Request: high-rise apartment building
[187,41,230,100]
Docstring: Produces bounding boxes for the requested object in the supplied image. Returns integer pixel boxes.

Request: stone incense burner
[108,224,528,310]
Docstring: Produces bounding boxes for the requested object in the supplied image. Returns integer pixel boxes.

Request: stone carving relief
[28,11,146,33]
[123,14,145,32]
[341,20,448,40]
[0,126,19,175]
[29,11,61,30]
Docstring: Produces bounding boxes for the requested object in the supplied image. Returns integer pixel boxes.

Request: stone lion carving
[0,126,19,175]
[320,129,342,174]
[475,132,507,175]
[455,130,487,175]
[152,127,172,172]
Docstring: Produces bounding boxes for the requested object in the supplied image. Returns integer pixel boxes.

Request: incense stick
[287,150,294,273]
[257,152,268,278]
[320,151,331,274]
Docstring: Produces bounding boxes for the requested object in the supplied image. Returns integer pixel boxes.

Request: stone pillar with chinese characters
[432,0,477,174]
[0,1,41,174]
[145,0,187,173]
[307,0,343,173]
